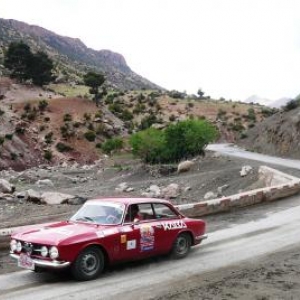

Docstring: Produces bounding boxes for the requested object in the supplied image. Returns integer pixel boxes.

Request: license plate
[18,253,35,270]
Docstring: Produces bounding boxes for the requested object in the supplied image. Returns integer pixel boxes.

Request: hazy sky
[1,0,300,101]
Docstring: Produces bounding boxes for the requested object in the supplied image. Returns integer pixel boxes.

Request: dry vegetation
[0,78,271,170]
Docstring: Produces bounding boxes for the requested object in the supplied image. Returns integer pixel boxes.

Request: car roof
[86,197,172,206]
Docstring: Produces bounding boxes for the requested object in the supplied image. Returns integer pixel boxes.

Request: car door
[151,203,187,253]
[119,203,159,260]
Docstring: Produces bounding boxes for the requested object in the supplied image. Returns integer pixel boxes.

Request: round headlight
[16,241,22,252]
[40,246,48,257]
[10,240,17,252]
[49,246,59,259]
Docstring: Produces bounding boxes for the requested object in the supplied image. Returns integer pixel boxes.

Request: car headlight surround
[40,246,48,257]
[49,246,59,259]
[16,241,22,252]
[10,239,17,252]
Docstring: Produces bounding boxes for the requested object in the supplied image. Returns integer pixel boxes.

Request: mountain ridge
[0,18,162,90]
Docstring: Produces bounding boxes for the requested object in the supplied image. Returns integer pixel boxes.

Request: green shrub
[0,136,4,145]
[240,132,248,139]
[130,128,167,163]
[56,142,73,152]
[83,113,91,121]
[130,119,218,164]
[164,119,218,162]
[27,110,38,121]
[45,132,53,144]
[101,138,123,154]
[133,103,146,114]
[44,150,52,161]
[15,127,25,134]
[84,130,96,142]
[246,108,256,122]
[169,114,176,122]
[284,99,299,111]
[120,109,133,121]
[5,133,13,140]
[24,103,31,112]
[38,100,49,112]
[10,152,17,160]
[139,114,158,130]
[63,113,72,122]
[108,103,123,114]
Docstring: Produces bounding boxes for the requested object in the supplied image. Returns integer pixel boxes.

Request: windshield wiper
[74,216,94,223]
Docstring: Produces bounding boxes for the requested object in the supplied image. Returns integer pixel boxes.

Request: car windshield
[70,202,124,225]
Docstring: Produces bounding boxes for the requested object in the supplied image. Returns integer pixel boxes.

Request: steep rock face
[0,18,162,90]
[237,108,300,159]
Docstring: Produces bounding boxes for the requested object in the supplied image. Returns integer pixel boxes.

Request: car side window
[153,203,178,219]
[138,203,155,220]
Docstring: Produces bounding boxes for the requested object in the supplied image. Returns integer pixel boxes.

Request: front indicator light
[49,246,59,259]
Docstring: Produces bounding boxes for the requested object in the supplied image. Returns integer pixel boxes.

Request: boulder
[204,191,217,200]
[40,192,75,205]
[35,179,54,187]
[177,160,194,173]
[116,182,129,192]
[26,189,41,203]
[217,184,229,195]
[161,183,180,199]
[141,185,161,198]
[240,166,253,177]
[0,179,14,193]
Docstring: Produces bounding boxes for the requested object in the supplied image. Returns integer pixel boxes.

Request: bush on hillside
[130,119,218,164]
[56,142,73,152]
[130,128,167,164]
[84,130,96,142]
[101,138,123,154]
[284,99,299,111]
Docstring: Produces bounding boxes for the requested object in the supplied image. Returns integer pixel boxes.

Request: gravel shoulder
[153,244,300,300]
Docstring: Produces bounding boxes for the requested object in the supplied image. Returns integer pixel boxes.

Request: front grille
[18,241,48,257]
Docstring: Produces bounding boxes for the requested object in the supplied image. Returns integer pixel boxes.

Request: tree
[83,72,105,105]
[28,51,55,86]
[197,88,205,99]
[4,41,32,82]
[4,42,55,86]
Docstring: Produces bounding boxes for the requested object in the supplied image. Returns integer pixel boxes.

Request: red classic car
[10,197,207,280]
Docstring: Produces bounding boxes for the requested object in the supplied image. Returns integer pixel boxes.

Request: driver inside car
[125,204,142,222]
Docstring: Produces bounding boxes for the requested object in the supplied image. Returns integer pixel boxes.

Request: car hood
[12,221,119,246]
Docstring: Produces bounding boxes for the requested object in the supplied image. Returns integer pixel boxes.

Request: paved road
[1,194,300,300]
[207,143,300,170]
[1,143,300,299]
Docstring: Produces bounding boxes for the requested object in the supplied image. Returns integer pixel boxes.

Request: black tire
[171,233,191,259]
[71,246,105,281]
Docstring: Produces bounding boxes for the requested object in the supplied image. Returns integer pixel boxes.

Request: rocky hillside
[237,105,300,159]
[0,78,270,170]
[0,18,161,90]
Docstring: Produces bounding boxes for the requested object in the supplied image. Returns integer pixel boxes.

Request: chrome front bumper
[10,253,71,269]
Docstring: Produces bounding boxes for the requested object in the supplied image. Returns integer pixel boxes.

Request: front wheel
[71,246,105,281]
[171,233,191,259]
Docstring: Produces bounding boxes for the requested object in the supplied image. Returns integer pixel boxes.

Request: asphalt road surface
[207,143,300,170]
